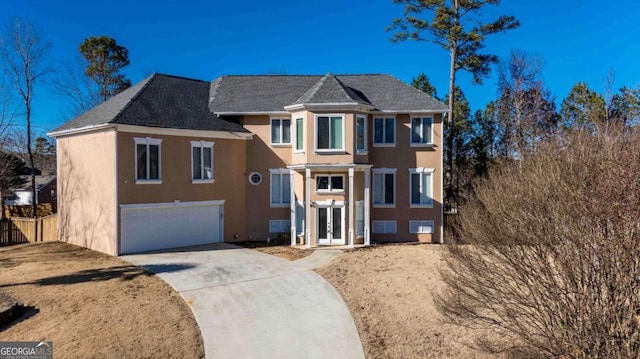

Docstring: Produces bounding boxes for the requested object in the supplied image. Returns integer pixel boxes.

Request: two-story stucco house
[48,73,447,256]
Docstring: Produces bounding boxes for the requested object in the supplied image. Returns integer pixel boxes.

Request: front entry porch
[288,164,372,248]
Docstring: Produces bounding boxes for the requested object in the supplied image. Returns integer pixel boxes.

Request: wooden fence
[0,214,57,245]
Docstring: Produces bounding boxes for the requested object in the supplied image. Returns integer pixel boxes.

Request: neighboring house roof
[209,74,447,113]
[13,175,56,192]
[51,74,250,134]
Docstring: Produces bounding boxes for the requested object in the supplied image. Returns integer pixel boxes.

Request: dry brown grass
[0,242,204,358]
[317,244,498,359]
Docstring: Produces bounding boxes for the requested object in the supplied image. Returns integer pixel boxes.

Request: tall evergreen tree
[388,0,519,205]
[411,72,439,99]
[79,36,131,102]
[609,86,640,128]
[560,82,606,131]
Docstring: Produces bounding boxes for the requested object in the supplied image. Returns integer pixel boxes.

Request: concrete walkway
[122,244,364,359]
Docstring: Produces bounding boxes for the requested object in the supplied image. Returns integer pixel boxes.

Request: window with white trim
[372,220,396,234]
[411,117,433,145]
[269,220,290,233]
[373,168,396,206]
[191,140,214,182]
[356,201,364,236]
[134,137,162,182]
[295,117,304,152]
[409,220,434,234]
[316,175,345,192]
[373,117,395,145]
[271,118,291,145]
[356,115,367,153]
[270,169,291,206]
[316,115,344,151]
[410,168,434,206]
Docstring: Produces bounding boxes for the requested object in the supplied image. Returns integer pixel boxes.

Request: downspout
[440,111,446,244]
[114,127,120,256]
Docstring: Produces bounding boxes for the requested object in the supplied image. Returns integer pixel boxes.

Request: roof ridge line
[112,74,158,123]
[155,73,208,83]
[331,74,360,102]
[209,77,224,108]
[296,74,329,103]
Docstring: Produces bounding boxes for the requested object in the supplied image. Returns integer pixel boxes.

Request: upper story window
[316,115,344,152]
[295,117,304,152]
[373,117,395,146]
[191,140,214,183]
[355,115,367,153]
[316,174,345,193]
[271,118,291,145]
[372,168,396,207]
[411,117,433,145]
[270,168,291,207]
[134,137,162,183]
[409,168,434,207]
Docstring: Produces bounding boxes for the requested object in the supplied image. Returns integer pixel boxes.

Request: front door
[317,205,344,245]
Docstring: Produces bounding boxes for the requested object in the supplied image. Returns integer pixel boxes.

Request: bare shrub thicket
[437,127,640,358]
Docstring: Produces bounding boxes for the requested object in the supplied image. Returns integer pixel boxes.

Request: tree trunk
[26,102,36,218]
[447,32,457,207]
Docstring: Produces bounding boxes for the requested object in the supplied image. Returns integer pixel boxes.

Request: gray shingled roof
[209,74,447,113]
[52,74,249,134]
[293,73,372,106]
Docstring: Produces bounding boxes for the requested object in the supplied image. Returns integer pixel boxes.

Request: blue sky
[3,0,640,135]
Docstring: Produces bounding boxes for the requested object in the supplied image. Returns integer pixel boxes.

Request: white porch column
[364,168,371,246]
[305,168,311,248]
[289,169,296,246]
[348,168,354,248]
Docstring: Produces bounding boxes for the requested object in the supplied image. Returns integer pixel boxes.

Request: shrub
[437,128,640,358]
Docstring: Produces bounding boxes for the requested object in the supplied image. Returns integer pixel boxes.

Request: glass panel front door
[317,205,344,245]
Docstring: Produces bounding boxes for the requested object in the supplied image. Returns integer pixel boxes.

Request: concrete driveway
[122,244,365,359]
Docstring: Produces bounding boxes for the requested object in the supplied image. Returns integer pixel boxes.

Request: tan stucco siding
[370,113,443,243]
[116,132,247,246]
[57,130,117,255]
[241,116,291,240]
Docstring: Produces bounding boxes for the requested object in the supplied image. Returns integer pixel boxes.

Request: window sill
[192,179,215,184]
[410,204,434,209]
[293,150,305,154]
[135,179,162,185]
[356,151,368,155]
[315,150,346,154]
[271,143,292,147]
[316,190,345,195]
[270,203,291,208]
[373,204,396,208]
[373,143,396,147]
[410,143,435,148]
[410,231,434,235]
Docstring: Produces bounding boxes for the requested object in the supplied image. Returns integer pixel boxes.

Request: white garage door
[120,200,224,254]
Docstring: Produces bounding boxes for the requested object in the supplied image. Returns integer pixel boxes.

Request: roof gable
[291,73,372,107]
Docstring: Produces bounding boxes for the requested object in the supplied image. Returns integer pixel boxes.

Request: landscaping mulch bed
[0,242,204,358]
